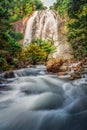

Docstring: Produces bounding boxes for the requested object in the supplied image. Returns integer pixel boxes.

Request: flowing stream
[0,66,87,130]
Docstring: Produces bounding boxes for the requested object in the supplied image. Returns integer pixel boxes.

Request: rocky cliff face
[14,10,71,59]
[58,19,72,59]
[13,16,29,34]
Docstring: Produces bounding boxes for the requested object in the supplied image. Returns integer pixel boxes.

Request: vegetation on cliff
[67,0,87,58]
[51,0,87,58]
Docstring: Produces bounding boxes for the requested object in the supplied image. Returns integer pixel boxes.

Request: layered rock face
[13,16,29,34]
[24,10,59,45]
[14,10,71,58]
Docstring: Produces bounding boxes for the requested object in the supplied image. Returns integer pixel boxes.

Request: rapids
[0,66,87,130]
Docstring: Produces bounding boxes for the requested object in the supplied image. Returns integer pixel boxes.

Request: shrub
[25,44,47,65]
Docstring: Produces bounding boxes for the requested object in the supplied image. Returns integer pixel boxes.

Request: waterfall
[24,11,38,45]
[24,10,59,45]
[23,10,59,57]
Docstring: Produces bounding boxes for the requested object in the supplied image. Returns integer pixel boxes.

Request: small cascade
[14,66,46,77]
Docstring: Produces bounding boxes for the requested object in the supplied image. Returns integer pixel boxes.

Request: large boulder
[46,58,63,73]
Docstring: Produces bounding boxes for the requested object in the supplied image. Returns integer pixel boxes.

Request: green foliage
[0,57,8,71]
[8,1,33,22]
[32,38,56,60]
[51,0,87,59]
[50,0,69,17]
[29,0,47,10]
[0,51,11,71]
[0,57,5,66]
[7,0,47,22]
[0,28,22,57]
[68,0,87,18]
[0,0,23,71]
[25,44,46,65]
[67,0,87,58]
[22,39,56,65]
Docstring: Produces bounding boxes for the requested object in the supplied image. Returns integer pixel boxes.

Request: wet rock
[59,65,68,72]
[4,71,15,79]
[70,72,81,80]
[58,72,68,76]
[0,85,12,91]
[46,58,63,73]
[66,59,77,64]
[72,66,84,72]
[15,61,30,69]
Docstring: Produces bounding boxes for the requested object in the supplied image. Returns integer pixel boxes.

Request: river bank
[0,57,87,81]
[46,57,87,80]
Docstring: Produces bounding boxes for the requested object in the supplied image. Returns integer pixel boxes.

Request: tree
[67,0,87,58]
[29,0,47,10]
[0,0,23,70]
[50,0,69,18]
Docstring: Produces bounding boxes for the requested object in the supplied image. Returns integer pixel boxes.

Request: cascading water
[24,10,59,57]
[24,10,59,45]
[0,66,87,130]
[24,11,38,45]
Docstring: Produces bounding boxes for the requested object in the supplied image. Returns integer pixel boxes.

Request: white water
[0,66,87,130]
[24,10,59,44]
[24,10,59,57]
[24,11,38,45]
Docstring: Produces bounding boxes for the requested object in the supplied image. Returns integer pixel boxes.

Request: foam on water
[0,66,87,130]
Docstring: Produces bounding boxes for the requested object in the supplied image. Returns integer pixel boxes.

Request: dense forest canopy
[0,0,87,71]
